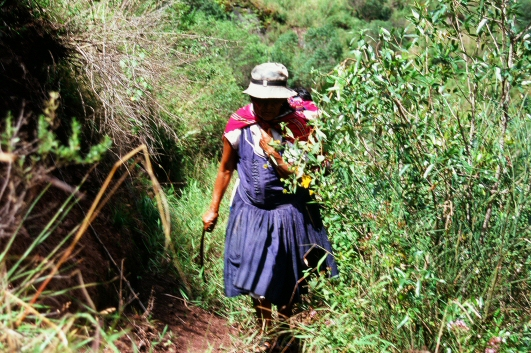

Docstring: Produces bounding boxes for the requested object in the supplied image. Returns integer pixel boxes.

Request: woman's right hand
[202,209,219,232]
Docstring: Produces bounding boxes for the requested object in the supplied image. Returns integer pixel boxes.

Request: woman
[202,63,338,349]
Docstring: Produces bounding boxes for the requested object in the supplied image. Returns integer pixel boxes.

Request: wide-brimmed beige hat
[243,62,297,99]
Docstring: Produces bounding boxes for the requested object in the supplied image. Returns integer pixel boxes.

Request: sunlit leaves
[34,93,112,166]
[297,0,531,351]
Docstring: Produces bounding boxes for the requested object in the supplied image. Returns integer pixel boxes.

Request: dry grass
[45,0,196,155]
[1,106,54,239]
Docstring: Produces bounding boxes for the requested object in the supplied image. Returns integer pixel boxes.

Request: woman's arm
[202,137,237,231]
[258,127,293,179]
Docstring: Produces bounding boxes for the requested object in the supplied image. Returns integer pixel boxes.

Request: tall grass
[0,187,124,352]
[35,0,186,156]
[0,94,124,351]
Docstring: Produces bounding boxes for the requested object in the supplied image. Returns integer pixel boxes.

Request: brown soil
[131,279,239,353]
[152,298,236,352]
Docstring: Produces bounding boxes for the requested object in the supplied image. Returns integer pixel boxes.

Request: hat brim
[243,83,297,99]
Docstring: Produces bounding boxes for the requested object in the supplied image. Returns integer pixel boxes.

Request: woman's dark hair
[293,87,313,101]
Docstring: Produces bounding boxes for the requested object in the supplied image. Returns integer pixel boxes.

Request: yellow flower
[301,174,312,188]
[309,190,315,196]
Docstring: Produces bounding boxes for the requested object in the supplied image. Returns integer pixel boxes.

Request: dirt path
[149,287,238,352]
[109,276,243,353]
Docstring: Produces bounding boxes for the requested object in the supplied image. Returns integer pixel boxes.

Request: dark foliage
[0,0,68,119]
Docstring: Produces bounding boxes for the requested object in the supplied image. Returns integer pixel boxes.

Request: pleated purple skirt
[224,189,338,307]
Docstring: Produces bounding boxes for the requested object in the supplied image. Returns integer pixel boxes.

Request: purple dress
[224,127,338,306]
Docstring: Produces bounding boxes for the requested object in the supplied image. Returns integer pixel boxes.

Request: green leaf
[423,164,434,179]
[397,315,409,329]
[477,18,488,34]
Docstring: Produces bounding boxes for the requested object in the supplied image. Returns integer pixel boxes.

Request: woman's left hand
[259,127,274,156]
[258,127,294,178]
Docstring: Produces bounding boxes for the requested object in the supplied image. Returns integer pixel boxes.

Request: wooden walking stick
[199,228,206,283]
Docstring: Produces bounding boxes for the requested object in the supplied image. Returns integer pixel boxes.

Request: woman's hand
[203,137,236,232]
[202,209,218,232]
[259,127,275,156]
[259,127,294,178]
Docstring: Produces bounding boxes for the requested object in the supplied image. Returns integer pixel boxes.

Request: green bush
[182,0,228,21]
[271,31,299,73]
[290,24,344,86]
[516,0,531,28]
[285,0,531,351]
[326,12,358,29]
[357,0,393,21]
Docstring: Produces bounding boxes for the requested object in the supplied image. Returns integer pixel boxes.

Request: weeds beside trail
[0,93,119,350]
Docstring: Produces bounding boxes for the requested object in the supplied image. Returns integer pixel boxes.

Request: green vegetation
[0,93,118,351]
[282,0,531,351]
[3,0,531,351]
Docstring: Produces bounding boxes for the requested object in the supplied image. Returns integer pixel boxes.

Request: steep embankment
[0,0,148,315]
[0,1,240,351]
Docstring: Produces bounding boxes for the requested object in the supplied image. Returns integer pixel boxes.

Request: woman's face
[251,97,286,121]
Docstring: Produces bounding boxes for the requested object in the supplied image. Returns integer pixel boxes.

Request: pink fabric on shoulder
[301,100,318,111]
[288,97,319,112]
[224,105,257,134]
[224,104,311,142]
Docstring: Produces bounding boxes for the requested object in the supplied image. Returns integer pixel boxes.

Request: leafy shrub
[182,0,228,20]
[271,31,299,72]
[355,0,393,21]
[290,24,344,86]
[326,12,358,29]
[286,0,531,351]
[516,0,531,26]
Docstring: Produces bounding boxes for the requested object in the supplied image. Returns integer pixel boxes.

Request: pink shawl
[224,104,311,142]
